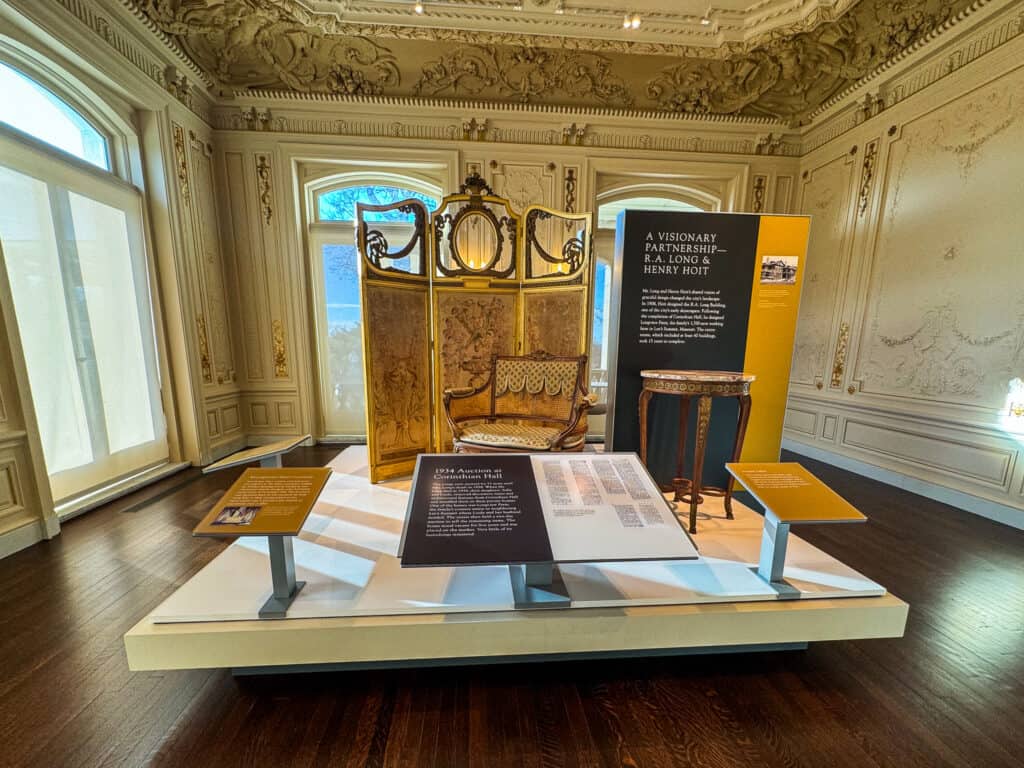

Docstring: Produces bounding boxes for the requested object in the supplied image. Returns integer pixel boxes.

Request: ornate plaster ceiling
[134,0,976,124]
[295,1,862,53]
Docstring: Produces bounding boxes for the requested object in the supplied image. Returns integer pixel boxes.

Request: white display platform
[124,447,907,671]
[147,447,886,623]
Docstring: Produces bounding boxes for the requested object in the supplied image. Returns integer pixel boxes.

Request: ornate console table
[639,370,755,534]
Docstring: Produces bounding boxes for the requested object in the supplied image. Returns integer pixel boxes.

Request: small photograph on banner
[759,255,799,284]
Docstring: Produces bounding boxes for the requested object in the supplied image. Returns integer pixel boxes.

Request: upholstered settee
[442,353,596,453]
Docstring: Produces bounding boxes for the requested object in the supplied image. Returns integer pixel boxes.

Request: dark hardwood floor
[1,446,1021,768]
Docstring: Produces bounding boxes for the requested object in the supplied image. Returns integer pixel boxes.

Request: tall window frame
[305,172,442,441]
[0,44,169,508]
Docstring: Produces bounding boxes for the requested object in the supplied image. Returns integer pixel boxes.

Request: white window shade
[0,133,167,502]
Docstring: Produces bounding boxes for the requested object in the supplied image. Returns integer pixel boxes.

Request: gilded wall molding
[255,154,273,225]
[171,122,189,203]
[272,320,288,378]
[830,322,851,389]
[856,139,878,216]
[564,167,578,213]
[751,174,767,212]
[196,314,212,384]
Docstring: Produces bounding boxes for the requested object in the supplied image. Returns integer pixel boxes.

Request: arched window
[0,52,167,506]
[307,175,441,439]
[596,196,702,229]
[0,60,109,170]
[317,184,438,223]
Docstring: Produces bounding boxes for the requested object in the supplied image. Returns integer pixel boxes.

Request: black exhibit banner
[400,454,553,567]
[609,210,809,489]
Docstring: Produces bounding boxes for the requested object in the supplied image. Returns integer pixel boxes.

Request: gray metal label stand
[259,535,306,619]
[509,563,571,609]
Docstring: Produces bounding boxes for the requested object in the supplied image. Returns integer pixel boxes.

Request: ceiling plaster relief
[133,0,976,124]
[274,1,862,57]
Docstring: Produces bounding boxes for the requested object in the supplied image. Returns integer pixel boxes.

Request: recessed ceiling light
[414,1,424,13]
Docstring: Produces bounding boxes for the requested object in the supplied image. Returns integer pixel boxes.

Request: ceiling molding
[230,89,788,125]
[291,0,862,57]
[209,100,802,158]
[130,0,980,123]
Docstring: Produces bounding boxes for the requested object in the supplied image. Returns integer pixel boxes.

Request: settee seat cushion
[456,421,583,451]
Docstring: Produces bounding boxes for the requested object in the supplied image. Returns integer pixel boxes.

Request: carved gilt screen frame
[358,179,593,482]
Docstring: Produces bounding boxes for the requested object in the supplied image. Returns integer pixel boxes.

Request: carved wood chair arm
[550,393,597,449]
[444,386,478,398]
[442,380,494,439]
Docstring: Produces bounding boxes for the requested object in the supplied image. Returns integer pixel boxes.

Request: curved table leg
[725,393,753,520]
[690,395,712,534]
[675,395,691,485]
[638,388,653,465]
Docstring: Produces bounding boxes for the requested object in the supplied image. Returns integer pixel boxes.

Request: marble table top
[640,369,756,383]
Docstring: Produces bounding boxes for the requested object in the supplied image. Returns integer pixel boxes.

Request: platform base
[230,642,809,675]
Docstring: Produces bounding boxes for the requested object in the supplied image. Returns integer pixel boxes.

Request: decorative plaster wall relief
[856,69,1024,408]
[414,45,633,107]
[364,285,432,459]
[791,154,855,386]
[523,292,584,358]
[491,163,553,212]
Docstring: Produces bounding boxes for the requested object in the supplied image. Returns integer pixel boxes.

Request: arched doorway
[306,173,442,439]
